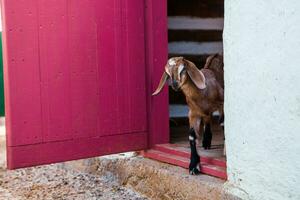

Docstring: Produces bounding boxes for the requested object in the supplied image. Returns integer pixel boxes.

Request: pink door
[2,0,169,169]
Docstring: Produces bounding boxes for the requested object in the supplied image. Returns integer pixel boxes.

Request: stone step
[168,17,223,42]
[168,41,223,55]
[169,104,221,119]
[169,104,189,118]
[168,0,224,18]
[169,29,223,42]
[168,17,224,31]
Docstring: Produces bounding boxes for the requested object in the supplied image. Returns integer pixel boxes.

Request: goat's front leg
[188,113,201,175]
[188,128,200,175]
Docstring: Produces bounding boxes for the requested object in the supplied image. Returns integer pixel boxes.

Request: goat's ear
[185,60,206,90]
[152,71,169,96]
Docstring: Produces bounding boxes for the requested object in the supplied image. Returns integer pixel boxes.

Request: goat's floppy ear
[185,60,206,90]
[152,71,169,96]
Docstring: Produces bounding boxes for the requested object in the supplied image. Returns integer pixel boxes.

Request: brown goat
[152,55,224,175]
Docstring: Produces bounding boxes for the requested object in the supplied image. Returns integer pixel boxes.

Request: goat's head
[152,57,206,96]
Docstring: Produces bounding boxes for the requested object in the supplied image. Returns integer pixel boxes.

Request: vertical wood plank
[2,0,43,146]
[145,0,169,147]
[96,0,119,136]
[38,0,72,142]
[68,0,99,139]
[126,0,147,132]
[114,0,131,133]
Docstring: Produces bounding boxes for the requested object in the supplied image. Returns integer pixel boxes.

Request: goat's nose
[172,80,178,87]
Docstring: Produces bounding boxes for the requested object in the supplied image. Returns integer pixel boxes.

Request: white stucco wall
[224,1,300,199]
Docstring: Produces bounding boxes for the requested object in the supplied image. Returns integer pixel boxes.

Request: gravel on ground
[0,160,148,200]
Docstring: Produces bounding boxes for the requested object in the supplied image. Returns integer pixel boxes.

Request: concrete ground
[0,119,148,200]
[71,154,226,200]
[0,117,238,200]
[0,161,148,200]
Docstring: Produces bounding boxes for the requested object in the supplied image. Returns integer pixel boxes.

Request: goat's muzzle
[171,80,180,91]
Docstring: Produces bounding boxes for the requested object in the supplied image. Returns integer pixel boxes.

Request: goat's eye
[180,70,187,78]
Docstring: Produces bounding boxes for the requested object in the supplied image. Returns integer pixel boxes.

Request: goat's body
[182,66,224,152]
[152,55,224,174]
[182,69,224,123]
[183,55,224,171]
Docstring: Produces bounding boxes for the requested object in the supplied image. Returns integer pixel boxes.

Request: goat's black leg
[202,123,212,149]
[219,114,224,127]
[219,114,225,155]
[188,128,200,175]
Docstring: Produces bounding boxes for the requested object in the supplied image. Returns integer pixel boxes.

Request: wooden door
[2,0,169,169]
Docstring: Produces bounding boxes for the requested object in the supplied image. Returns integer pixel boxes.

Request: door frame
[145,0,169,148]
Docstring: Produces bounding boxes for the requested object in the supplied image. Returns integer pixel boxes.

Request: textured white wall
[224,1,300,199]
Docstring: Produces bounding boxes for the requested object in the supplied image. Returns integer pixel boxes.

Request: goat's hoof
[189,167,200,175]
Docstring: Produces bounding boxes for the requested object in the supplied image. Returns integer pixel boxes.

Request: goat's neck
[180,79,204,101]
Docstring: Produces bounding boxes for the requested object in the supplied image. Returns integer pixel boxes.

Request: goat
[152,55,224,175]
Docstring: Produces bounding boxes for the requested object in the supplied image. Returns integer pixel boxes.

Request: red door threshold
[142,143,227,180]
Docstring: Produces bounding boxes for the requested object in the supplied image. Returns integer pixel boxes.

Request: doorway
[168,0,224,146]
[144,0,226,179]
